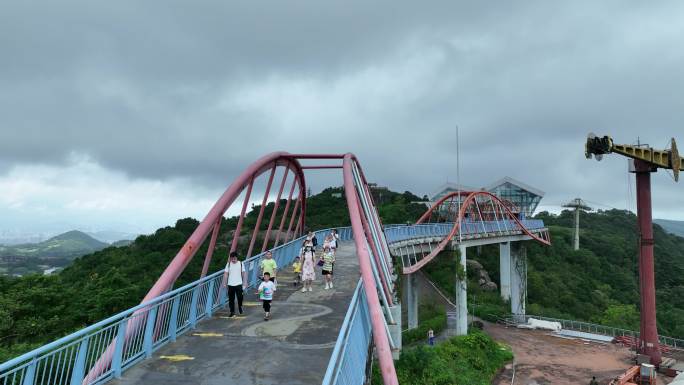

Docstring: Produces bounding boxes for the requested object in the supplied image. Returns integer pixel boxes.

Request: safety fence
[383,220,546,244]
[322,279,372,385]
[506,314,684,352]
[0,227,352,385]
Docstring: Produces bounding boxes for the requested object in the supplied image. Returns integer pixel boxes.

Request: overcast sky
[2,1,684,237]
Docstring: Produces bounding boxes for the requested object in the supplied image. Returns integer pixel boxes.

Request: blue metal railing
[322,279,371,385]
[0,227,352,385]
[383,220,546,244]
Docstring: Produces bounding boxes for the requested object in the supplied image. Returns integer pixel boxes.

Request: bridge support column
[499,242,511,302]
[510,242,527,322]
[389,305,402,360]
[455,244,468,336]
[406,273,419,330]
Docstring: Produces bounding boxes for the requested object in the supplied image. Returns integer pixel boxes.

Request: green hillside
[0,230,108,259]
[1,189,682,363]
[529,210,684,338]
[0,231,110,276]
[110,239,134,247]
[423,209,684,339]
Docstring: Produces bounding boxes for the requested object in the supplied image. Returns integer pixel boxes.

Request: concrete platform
[111,241,359,385]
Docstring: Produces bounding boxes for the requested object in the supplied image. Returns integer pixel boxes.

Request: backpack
[311,236,318,246]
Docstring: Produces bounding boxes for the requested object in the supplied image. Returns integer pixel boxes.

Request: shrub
[402,302,447,345]
[373,330,513,385]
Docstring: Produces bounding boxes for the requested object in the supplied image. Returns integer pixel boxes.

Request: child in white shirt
[257,272,276,320]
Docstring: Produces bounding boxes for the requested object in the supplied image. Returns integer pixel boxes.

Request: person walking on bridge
[260,251,278,288]
[329,229,339,254]
[306,231,318,252]
[292,256,302,286]
[225,251,247,318]
[300,240,316,292]
[323,234,333,250]
[321,246,335,290]
[257,272,275,321]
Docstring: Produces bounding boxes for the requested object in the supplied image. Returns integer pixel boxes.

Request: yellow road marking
[219,316,246,319]
[160,355,195,362]
[242,302,260,307]
[192,332,224,337]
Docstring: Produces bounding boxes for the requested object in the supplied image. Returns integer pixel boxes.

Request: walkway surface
[111,241,359,385]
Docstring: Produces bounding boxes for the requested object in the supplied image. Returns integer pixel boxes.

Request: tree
[598,304,639,330]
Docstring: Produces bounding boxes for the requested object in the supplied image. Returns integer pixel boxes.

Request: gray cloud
[2,0,684,229]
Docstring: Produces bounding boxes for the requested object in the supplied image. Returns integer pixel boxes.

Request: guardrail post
[249,260,257,287]
[189,285,200,328]
[169,296,180,342]
[143,307,159,358]
[205,280,216,317]
[290,242,299,260]
[112,320,127,378]
[219,282,227,307]
[22,358,37,385]
[69,337,90,385]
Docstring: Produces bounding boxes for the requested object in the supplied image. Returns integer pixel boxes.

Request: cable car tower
[562,198,592,250]
[585,134,683,366]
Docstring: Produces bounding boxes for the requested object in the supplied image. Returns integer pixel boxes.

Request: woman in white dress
[300,240,316,292]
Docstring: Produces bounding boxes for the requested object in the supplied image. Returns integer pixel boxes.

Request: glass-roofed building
[485,177,544,217]
[428,177,544,218]
[428,182,478,203]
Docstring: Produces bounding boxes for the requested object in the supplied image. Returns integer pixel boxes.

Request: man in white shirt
[225,251,247,317]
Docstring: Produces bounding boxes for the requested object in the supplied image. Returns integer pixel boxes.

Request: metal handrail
[383,220,547,244]
[509,314,684,351]
[0,226,353,385]
[322,279,369,385]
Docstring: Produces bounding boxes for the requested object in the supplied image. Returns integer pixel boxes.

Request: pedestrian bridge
[110,240,361,385]
[0,152,552,385]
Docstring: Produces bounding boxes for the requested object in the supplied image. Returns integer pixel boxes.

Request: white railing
[507,314,684,352]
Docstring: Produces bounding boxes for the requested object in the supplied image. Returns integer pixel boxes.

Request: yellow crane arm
[585,135,683,181]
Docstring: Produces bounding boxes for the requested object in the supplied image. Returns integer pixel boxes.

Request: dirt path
[486,321,672,385]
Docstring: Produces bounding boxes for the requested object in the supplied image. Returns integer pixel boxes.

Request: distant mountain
[654,219,684,238]
[111,239,134,247]
[0,230,109,260]
[86,230,139,244]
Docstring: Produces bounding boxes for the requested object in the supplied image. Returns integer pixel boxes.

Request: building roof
[485,176,545,198]
[429,182,479,201]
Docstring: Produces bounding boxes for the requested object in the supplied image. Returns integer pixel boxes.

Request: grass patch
[402,302,447,345]
[372,330,513,385]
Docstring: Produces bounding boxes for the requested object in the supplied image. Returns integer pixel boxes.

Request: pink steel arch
[404,190,551,274]
[85,152,399,385]
[142,152,308,303]
[85,152,308,383]
[342,154,398,384]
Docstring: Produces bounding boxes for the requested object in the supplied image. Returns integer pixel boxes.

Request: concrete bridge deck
[111,242,359,385]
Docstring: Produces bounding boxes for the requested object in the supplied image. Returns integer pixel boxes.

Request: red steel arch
[404,190,551,274]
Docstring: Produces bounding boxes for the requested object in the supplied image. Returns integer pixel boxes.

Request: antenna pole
[456,125,461,243]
